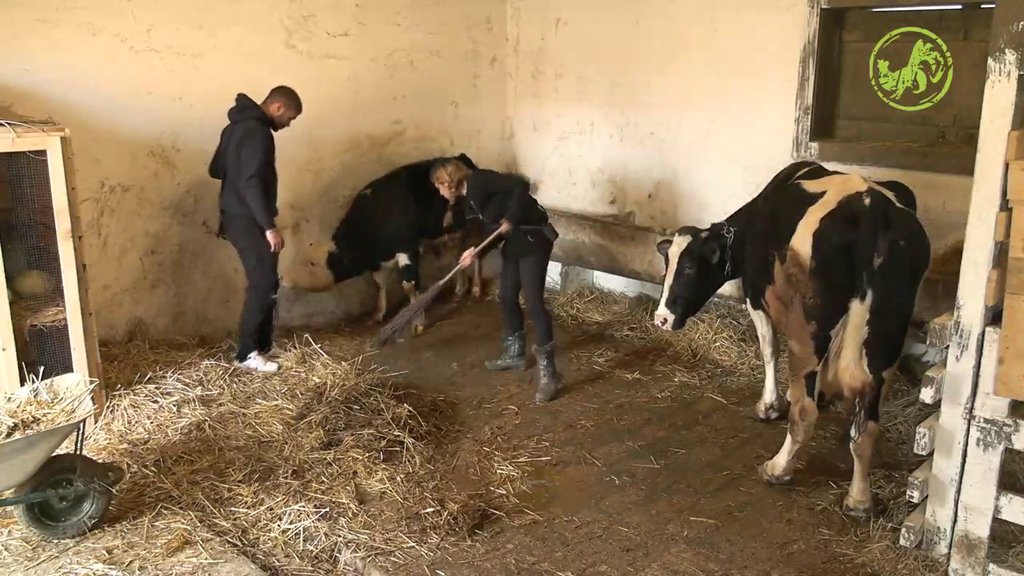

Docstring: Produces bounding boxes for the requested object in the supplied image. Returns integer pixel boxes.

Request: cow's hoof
[471,286,483,299]
[755,399,788,422]
[758,462,792,485]
[842,495,875,518]
[413,324,426,336]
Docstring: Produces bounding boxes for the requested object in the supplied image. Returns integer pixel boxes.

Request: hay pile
[0,373,92,441]
[0,334,542,575]
[548,288,771,394]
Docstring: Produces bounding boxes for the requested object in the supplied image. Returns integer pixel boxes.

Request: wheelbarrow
[0,373,125,540]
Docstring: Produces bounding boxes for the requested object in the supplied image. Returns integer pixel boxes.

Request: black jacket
[208,93,278,231]
[465,169,553,258]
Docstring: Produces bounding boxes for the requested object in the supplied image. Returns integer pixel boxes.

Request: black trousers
[222,213,279,362]
[499,243,554,347]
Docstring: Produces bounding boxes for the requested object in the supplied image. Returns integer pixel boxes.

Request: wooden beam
[929,1,1024,556]
[58,132,104,417]
[547,209,668,286]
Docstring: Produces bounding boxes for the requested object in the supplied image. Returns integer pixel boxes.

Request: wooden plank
[1009,130,1024,162]
[996,294,1024,401]
[915,412,939,456]
[995,490,1024,526]
[0,230,20,393]
[988,266,1007,305]
[987,563,1024,576]
[58,133,104,416]
[901,499,928,548]
[1010,209,1024,259]
[908,459,933,504]
[921,363,945,405]
[0,138,51,155]
[996,210,1012,242]
[1009,161,1024,205]
[928,1,1024,555]
[825,0,991,8]
[42,138,89,385]
[792,0,824,162]
[928,311,955,349]
[1007,257,1024,294]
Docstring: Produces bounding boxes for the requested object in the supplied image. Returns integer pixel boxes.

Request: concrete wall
[507,0,973,255]
[0,0,509,341]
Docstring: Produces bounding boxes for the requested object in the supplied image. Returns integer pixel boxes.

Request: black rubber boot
[533,342,563,402]
[485,331,527,371]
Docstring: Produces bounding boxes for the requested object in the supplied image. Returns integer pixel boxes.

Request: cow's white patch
[653,233,692,330]
[396,252,412,268]
[747,300,782,420]
[372,268,389,322]
[824,290,874,395]
[715,278,744,300]
[791,174,899,263]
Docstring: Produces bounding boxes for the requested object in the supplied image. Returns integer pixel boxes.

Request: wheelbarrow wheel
[13,453,119,541]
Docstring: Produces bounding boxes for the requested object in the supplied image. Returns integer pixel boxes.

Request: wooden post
[926,0,1024,556]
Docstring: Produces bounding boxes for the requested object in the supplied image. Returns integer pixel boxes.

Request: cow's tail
[854,190,892,296]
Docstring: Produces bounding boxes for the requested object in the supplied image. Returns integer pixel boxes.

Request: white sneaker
[236,351,279,373]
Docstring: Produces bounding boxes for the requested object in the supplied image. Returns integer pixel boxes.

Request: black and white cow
[653,160,930,516]
[289,153,484,333]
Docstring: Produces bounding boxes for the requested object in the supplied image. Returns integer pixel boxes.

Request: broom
[378,227,504,345]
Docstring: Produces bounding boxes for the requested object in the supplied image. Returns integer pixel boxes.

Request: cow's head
[653,223,734,331]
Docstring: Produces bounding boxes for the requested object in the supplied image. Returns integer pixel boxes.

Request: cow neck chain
[719,222,736,278]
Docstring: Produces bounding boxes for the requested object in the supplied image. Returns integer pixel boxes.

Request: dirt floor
[0,289,956,576]
[355,296,942,576]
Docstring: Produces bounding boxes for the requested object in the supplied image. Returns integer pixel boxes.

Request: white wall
[507,0,972,254]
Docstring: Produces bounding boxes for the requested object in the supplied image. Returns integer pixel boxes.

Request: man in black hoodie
[209,85,302,372]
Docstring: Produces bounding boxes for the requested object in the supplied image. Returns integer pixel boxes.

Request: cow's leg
[397,251,427,335]
[843,373,886,517]
[747,299,786,421]
[371,267,390,324]
[760,368,819,484]
[760,299,821,484]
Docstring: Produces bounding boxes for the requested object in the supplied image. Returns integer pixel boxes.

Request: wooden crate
[0,122,104,417]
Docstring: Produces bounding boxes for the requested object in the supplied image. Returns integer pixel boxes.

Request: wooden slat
[995,490,1024,527]
[927,311,955,349]
[1011,209,1024,259]
[996,294,1024,401]
[996,210,1012,242]
[920,363,945,405]
[915,412,939,456]
[0,233,20,393]
[900,499,927,548]
[907,459,933,504]
[1010,161,1024,205]
[988,562,1024,576]
[58,133,104,416]
[1007,257,1024,294]
[988,265,1008,305]
[1011,130,1024,162]
[43,138,89,387]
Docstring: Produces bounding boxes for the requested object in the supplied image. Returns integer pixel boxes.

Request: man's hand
[266,228,285,253]
[498,219,513,234]
[458,247,477,269]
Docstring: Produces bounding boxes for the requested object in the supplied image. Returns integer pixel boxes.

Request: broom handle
[435,227,505,286]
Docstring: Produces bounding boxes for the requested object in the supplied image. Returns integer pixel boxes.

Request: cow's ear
[657,238,672,257]
[703,241,720,263]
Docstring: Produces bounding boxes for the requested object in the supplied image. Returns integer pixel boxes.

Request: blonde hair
[430,157,472,191]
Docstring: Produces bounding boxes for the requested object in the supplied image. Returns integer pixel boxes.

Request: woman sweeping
[430,158,564,402]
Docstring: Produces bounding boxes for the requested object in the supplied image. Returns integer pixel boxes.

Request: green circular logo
[869,26,954,111]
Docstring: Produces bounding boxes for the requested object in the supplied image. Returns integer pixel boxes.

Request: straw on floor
[0,333,545,576]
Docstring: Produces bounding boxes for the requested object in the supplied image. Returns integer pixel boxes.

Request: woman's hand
[458,247,477,269]
[498,219,513,234]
